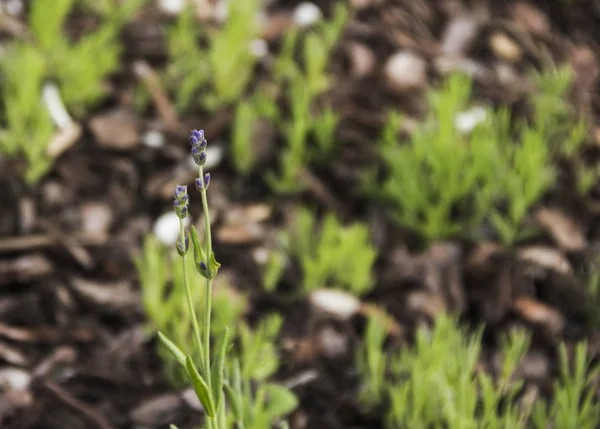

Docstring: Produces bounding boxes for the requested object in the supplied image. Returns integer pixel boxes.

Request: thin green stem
[199,166,218,429]
[180,218,205,372]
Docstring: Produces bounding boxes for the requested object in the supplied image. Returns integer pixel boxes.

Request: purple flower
[173,185,189,219]
[203,173,211,188]
[192,129,204,140]
[176,235,189,255]
[192,148,207,166]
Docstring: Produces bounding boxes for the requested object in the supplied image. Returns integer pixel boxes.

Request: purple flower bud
[203,173,211,188]
[192,129,204,140]
[195,177,204,191]
[174,185,187,198]
[199,261,207,272]
[177,236,189,255]
[173,185,189,219]
[190,135,199,145]
[198,139,207,150]
[193,150,207,166]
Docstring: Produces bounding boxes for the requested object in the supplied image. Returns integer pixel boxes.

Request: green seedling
[230,93,279,176]
[267,3,348,193]
[288,207,376,296]
[382,315,530,428]
[226,314,298,429]
[0,45,55,184]
[225,357,298,429]
[356,311,600,428]
[165,0,261,112]
[0,0,144,183]
[374,70,587,245]
[376,73,503,240]
[531,342,600,428]
[356,314,388,409]
[529,65,598,196]
[311,107,342,163]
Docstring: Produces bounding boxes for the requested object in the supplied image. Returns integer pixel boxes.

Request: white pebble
[454,106,487,134]
[153,211,190,246]
[3,0,24,16]
[157,0,186,15]
[384,51,427,92]
[0,367,31,391]
[214,0,229,23]
[293,2,322,27]
[42,83,72,129]
[252,247,270,265]
[142,130,165,149]
[186,144,223,171]
[309,289,361,320]
[250,38,269,59]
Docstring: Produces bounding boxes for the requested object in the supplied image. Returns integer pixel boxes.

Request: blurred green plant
[387,317,531,428]
[165,0,261,112]
[267,3,349,193]
[288,207,376,296]
[373,69,592,245]
[355,314,388,409]
[531,342,600,428]
[375,74,504,240]
[0,0,145,183]
[230,93,279,176]
[137,234,246,387]
[0,45,55,183]
[529,65,598,196]
[224,314,298,429]
[356,313,600,428]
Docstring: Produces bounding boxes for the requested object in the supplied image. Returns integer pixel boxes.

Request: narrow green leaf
[224,383,242,421]
[190,226,207,273]
[211,327,229,410]
[157,332,186,368]
[185,355,215,417]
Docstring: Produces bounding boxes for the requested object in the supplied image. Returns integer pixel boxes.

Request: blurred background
[2,0,600,428]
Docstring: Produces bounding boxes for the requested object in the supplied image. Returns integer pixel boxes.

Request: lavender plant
[157,131,297,429]
[158,130,230,429]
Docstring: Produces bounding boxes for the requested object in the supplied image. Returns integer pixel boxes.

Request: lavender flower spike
[190,129,208,166]
[174,185,189,219]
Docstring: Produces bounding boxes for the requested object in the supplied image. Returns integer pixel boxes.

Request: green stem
[199,166,218,428]
[180,218,205,372]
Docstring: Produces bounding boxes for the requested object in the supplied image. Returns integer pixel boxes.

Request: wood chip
[518,246,572,274]
[512,2,550,36]
[513,296,565,335]
[345,42,376,78]
[133,60,181,131]
[535,208,587,251]
[489,32,523,62]
[70,278,139,312]
[0,322,93,343]
[46,122,83,158]
[406,291,447,319]
[0,254,53,286]
[0,341,30,366]
[130,393,182,426]
[440,14,481,56]
[89,109,139,150]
